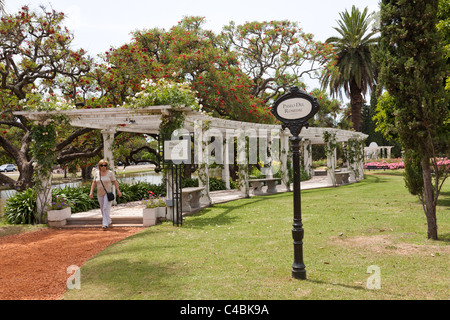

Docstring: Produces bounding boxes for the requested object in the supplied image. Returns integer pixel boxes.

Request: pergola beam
[14,106,368,144]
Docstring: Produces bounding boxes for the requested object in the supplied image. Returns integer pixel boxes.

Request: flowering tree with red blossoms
[0,10,341,190]
[0,6,99,190]
[95,17,336,124]
[95,17,271,123]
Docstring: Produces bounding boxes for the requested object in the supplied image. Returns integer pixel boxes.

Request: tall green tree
[377,0,449,240]
[309,88,343,128]
[437,0,450,89]
[321,5,379,132]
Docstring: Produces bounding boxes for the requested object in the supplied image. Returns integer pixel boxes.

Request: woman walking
[89,159,122,229]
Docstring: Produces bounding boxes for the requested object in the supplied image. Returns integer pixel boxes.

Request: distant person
[89,159,122,229]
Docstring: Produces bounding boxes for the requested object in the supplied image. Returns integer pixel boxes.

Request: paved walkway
[70,175,331,220]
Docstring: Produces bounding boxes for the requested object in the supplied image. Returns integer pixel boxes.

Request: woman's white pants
[98,194,112,227]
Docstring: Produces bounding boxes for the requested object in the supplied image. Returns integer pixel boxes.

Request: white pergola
[364,142,394,159]
[15,106,368,217]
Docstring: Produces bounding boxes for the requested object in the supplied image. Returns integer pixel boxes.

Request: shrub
[404,150,423,197]
[53,186,99,213]
[209,177,226,191]
[3,178,235,225]
[4,188,37,225]
[179,177,229,191]
[181,178,198,188]
[115,182,166,204]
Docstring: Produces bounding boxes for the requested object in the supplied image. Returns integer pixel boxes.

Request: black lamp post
[271,87,320,280]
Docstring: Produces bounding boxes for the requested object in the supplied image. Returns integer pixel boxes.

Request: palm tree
[321,5,378,132]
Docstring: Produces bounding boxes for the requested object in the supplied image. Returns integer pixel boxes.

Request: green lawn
[64,173,449,300]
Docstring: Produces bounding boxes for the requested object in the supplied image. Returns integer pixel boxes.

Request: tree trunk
[183,164,195,179]
[81,165,94,180]
[16,161,34,191]
[421,158,438,240]
[349,81,363,132]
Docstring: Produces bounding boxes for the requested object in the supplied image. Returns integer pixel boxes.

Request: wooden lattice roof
[14,106,368,143]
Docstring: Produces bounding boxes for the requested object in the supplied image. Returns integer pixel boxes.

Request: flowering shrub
[20,89,76,112]
[364,158,449,170]
[364,162,389,169]
[437,158,450,168]
[364,159,404,170]
[50,195,71,210]
[142,191,166,208]
[129,79,201,111]
[388,162,405,170]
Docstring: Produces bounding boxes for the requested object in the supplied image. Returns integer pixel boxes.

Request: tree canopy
[0,6,98,190]
[0,7,344,190]
[221,20,335,103]
[321,5,378,132]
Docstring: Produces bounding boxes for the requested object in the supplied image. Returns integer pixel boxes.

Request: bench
[334,172,350,185]
[249,178,281,195]
[365,165,389,170]
[181,187,205,212]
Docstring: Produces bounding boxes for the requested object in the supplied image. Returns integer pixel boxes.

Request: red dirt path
[0,227,143,300]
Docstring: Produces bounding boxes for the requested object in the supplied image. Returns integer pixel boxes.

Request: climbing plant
[346,137,365,181]
[323,130,338,159]
[129,78,201,136]
[30,122,58,223]
[31,123,57,177]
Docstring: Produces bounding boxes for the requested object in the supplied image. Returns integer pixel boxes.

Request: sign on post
[271,86,320,280]
[271,86,320,134]
[164,139,190,163]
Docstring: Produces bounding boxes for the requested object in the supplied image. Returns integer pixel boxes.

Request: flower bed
[365,158,449,170]
[364,159,404,170]
[437,158,450,168]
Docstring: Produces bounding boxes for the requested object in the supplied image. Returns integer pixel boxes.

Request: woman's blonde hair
[98,159,109,167]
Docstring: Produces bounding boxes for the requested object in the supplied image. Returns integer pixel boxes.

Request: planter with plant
[142,191,167,226]
[47,195,72,227]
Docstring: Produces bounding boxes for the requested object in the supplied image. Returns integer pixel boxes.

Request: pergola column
[326,143,337,187]
[280,130,291,191]
[358,140,365,181]
[101,128,116,169]
[101,128,117,203]
[237,129,249,197]
[36,164,52,223]
[194,120,211,206]
[35,120,53,223]
[386,147,392,159]
[348,138,365,182]
[222,131,231,189]
[302,139,313,177]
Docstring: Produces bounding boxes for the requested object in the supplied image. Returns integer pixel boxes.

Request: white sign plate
[277,98,313,120]
[164,139,189,161]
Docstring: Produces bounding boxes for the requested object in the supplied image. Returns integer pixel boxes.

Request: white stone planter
[142,207,165,226]
[47,207,71,227]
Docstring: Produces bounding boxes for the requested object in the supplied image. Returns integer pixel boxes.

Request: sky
[4,0,380,91]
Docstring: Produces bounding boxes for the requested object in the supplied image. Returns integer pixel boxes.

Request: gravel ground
[0,227,142,300]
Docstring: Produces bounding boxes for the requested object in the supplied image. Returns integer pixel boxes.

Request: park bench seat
[334,171,350,185]
[249,178,281,195]
[181,187,205,212]
[365,165,389,170]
